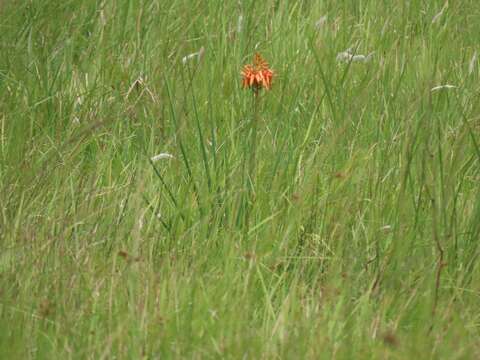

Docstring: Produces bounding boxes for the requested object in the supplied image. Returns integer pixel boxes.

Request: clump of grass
[1,0,480,358]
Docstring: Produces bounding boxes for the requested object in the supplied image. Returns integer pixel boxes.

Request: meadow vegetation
[1,0,479,358]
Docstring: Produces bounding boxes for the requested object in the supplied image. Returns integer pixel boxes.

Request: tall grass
[1,0,479,358]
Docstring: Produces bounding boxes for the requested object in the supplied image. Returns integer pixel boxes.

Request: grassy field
[1,0,480,358]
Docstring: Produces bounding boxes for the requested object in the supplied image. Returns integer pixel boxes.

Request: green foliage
[1,0,479,358]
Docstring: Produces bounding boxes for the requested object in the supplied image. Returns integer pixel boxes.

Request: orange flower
[241,53,274,94]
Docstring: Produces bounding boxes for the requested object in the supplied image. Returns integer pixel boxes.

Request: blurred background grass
[1,0,479,358]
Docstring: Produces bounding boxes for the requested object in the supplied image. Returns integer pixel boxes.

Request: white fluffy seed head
[336,49,374,63]
[151,153,174,162]
[431,85,457,92]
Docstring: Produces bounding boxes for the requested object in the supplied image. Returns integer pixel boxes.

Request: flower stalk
[240,53,274,231]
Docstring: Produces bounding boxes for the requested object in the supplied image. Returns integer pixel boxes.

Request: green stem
[244,91,259,237]
[249,91,259,186]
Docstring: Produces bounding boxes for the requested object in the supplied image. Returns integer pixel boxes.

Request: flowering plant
[241,53,274,96]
